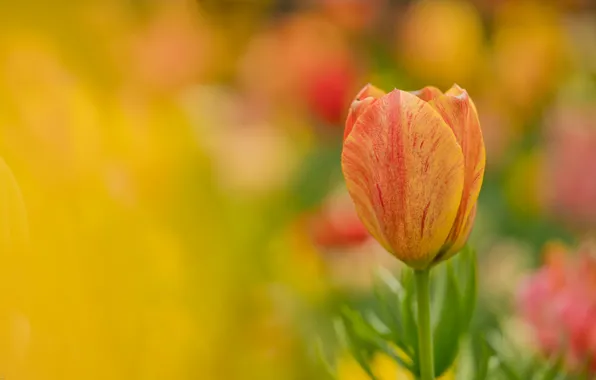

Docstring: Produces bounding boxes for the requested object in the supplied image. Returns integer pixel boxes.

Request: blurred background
[0,0,595,379]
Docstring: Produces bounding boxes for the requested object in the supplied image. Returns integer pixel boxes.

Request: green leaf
[497,359,523,380]
[340,308,377,354]
[472,335,493,380]
[457,245,478,331]
[340,313,378,380]
[401,270,420,372]
[485,336,523,380]
[341,307,414,373]
[522,356,545,380]
[372,269,403,331]
[314,338,338,380]
[341,308,380,342]
[575,351,594,380]
[542,354,564,380]
[351,347,379,380]
[433,263,462,377]
[374,339,415,373]
[372,269,414,357]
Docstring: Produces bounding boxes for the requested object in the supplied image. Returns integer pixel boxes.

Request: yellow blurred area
[0,1,293,379]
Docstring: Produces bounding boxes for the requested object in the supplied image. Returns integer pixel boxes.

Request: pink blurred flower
[124,2,211,93]
[542,104,596,228]
[518,242,596,371]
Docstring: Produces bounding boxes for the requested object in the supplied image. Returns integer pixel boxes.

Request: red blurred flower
[238,13,359,126]
[518,242,596,371]
[308,191,370,249]
[305,190,403,292]
[304,58,357,125]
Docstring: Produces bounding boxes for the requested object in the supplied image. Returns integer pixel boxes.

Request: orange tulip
[341,84,485,269]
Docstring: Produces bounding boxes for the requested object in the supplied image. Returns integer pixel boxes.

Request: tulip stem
[415,268,434,380]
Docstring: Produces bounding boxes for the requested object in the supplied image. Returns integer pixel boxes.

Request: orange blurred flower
[398,0,484,88]
[341,84,485,269]
[321,0,385,33]
[492,1,567,111]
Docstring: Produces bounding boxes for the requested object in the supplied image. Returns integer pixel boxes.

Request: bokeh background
[0,0,595,379]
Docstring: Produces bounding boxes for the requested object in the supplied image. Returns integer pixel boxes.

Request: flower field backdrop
[0,0,595,379]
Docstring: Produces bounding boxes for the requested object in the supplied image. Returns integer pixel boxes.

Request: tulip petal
[411,86,443,102]
[344,84,386,140]
[428,85,485,262]
[450,202,476,255]
[342,89,465,269]
[355,83,386,100]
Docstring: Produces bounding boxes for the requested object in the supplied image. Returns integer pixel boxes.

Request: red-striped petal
[428,84,485,262]
[344,84,386,140]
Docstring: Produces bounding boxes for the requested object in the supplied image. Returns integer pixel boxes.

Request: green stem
[415,268,434,380]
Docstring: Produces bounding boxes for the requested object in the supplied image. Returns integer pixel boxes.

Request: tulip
[341,83,485,270]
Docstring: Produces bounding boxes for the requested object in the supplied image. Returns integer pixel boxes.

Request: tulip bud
[341,83,485,269]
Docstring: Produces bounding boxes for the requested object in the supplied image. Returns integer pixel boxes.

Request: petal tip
[411,85,444,102]
[344,84,387,140]
[446,83,469,100]
[355,83,385,101]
